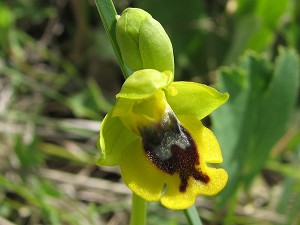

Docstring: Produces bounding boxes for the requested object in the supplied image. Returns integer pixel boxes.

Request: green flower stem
[130,193,147,225]
[94,0,131,79]
[184,205,203,225]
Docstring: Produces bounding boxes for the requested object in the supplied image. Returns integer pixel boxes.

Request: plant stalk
[130,193,147,225]
[184,205,203,225]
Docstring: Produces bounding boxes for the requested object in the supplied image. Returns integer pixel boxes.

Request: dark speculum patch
[139,111,210,193]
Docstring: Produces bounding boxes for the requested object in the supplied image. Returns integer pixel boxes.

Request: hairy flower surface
[97,69,229,209]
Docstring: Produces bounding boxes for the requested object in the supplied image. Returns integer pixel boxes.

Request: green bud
[116,8,174,73]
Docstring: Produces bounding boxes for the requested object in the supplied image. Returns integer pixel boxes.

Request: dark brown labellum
[139,111,210,192]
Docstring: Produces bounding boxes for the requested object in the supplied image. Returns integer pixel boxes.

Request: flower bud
[116,8,174,73]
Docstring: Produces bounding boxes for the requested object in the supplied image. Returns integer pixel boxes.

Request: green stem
[184,205,203,225]
[130,193,147,225]
[94,0,131,78]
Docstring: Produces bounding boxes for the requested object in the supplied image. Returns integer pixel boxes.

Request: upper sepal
[117,69,173,99]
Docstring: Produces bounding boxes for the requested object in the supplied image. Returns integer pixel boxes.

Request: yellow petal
[179,115,228,194]
[202,126,224,163]
[160,115,228,209]
[194,167,228,196]
[161,175,198,209]
[160,115,227,209]
[178,115,224,164]
[119,139,165,201]
[161,169,227,210]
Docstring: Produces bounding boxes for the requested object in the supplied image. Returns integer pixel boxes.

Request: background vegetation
[1,0,300,224]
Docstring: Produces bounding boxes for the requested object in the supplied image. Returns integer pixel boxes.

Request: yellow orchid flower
[97,69,229,210]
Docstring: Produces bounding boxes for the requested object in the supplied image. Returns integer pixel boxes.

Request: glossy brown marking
[139,112,210,193]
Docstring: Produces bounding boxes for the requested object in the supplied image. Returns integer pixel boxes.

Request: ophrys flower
[97,69,228,209]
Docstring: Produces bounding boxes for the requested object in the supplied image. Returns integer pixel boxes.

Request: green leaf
[224,0,290,64]
[117,69,173,99]
[65,79,112,120]
[164,81,229,119]
[14,135,44,167]
[255,0,289,28]
[212,48,299,204]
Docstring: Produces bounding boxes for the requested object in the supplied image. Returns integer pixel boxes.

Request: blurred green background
[1,0,300,224]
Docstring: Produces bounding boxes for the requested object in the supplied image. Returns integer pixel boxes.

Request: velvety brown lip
[139,111,210,193]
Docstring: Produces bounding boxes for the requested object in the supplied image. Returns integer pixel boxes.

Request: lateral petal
[97,110,137,166]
